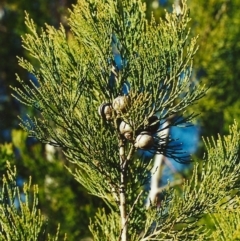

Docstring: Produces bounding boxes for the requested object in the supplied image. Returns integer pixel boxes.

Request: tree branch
[119,136,128,241]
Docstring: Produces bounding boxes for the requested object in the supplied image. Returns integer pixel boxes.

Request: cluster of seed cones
[98,95,160,150]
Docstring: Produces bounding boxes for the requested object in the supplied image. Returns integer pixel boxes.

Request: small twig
[125,190,144,225]
[163,157,178,173]
[156,179,183,194]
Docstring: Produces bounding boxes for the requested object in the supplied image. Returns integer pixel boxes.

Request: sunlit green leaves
[0,162,63,241]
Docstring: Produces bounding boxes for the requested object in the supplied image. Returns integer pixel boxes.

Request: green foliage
[4,124,240,240]
[0,0,76,135]
[166,121,240,240]
[10,0,240,240]
[147,0,240,136]
[0,144,14,170]
[209,199,240,240]
[11,129,101,240]
[12,0,205,170]
[186,0,240,135]
[0,162,64,241]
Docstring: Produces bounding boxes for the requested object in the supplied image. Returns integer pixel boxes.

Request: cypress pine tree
[8,0,240,240]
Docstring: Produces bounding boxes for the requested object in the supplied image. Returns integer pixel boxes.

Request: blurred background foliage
[0,0,239,239]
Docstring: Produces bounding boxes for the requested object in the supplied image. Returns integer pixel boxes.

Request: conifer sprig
[11,0,216,240]
[0,162,63,241]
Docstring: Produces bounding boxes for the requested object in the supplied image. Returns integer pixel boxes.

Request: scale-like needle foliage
[209,198,240,241]
[11,0,240,240]
[0,162,64,241]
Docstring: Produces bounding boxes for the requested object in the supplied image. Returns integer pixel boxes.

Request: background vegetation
[0,0,239,239]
